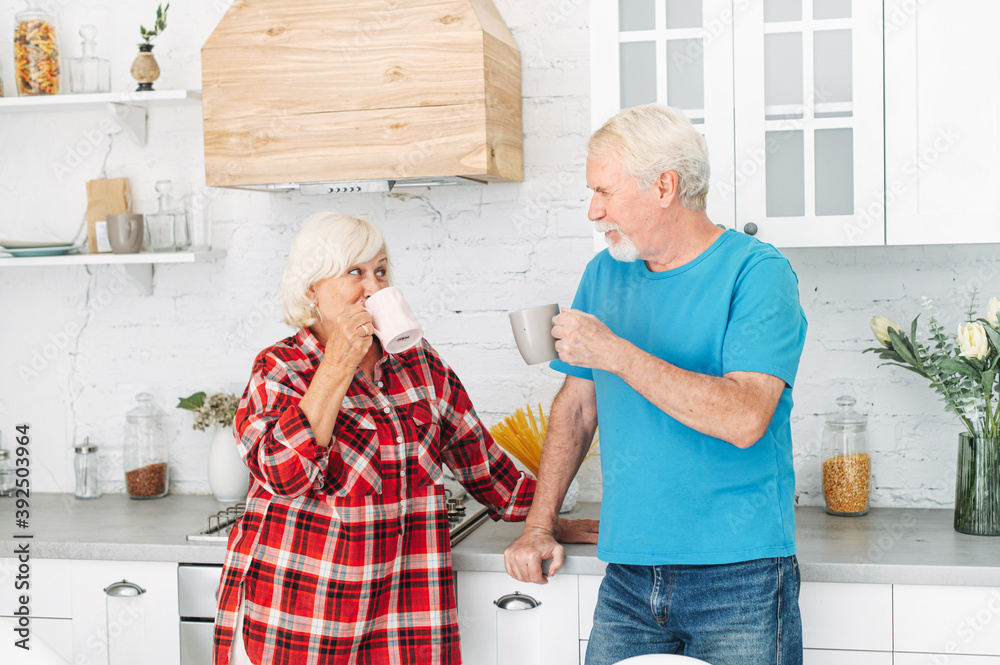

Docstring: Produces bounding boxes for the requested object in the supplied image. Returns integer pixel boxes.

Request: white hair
[280,212,390,329]
[589,104,710,210]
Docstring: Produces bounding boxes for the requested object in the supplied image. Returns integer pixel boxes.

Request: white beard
[595,222,640,262]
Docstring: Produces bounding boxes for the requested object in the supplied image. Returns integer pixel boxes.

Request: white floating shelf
[0,249,224,295]
[0,89,201,113]
[0,249,223,267]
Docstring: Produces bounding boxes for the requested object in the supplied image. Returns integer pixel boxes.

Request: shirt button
[377,381,384,388]
[396,436,403,443]
[384,407,391,414]
[400,470,406,477]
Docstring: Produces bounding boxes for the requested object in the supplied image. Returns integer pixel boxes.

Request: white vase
[208,427,250,503]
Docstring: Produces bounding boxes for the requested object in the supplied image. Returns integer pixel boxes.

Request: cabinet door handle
[494,591,541,610]
[743,222,758,236]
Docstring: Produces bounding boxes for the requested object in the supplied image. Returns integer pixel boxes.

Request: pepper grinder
[74,437,101,499]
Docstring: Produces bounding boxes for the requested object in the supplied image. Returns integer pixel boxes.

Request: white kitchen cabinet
[579,573,603,642]
[0,558,179,665]
[456,570,580,665]
[732,0,884,247]
[591,0,736,235]
[884,0,1000,245]
[799,581,893,652]
[895,656,1000,665]
[894,584,1000,657]
[591,0,884,248]
[804,649,892,665]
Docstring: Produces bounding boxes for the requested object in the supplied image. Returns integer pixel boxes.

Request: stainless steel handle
[494,591,541,610]
[104,579,146,597]
[743,222,758,236]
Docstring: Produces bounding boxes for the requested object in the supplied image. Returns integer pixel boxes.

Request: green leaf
[878,362,927,377]
[910,315,920,345]
[939,357,978,377]
[176,391,206,411]
[983,369,996,395]
[888,328,921,368]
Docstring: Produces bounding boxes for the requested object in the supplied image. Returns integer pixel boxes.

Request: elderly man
[504,104,808,665]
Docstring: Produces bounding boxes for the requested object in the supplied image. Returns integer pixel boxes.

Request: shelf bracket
[115,263,153,295]
[107,103,147,146]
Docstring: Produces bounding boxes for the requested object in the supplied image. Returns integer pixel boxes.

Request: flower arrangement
[866,296,1000,439]
[140,3,170,44]
[177,391,239,431]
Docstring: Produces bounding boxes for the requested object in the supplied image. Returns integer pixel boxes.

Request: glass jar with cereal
[821,395,871,516]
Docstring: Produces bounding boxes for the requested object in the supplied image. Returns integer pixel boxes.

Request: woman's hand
[321,300,375,372]
[554,517,599,544]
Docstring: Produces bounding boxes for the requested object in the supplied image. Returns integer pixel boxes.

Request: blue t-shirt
[550,230,807,565]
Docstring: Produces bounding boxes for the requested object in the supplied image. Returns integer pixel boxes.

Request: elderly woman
[213,212,597,665]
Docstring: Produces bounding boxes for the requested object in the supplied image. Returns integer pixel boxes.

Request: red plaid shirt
[213,328,535,665]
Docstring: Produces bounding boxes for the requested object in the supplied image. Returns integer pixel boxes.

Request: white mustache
[594,222,619,233]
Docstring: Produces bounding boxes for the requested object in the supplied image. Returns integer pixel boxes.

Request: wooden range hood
[202,0,523,193]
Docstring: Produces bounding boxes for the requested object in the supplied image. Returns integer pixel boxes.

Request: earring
[309,301,323,323]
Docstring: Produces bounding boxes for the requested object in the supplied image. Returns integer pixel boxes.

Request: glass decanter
[69,24,110,94]
[145,180,183,252]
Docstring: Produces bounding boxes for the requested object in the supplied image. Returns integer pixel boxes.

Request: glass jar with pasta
[14,4,60,95]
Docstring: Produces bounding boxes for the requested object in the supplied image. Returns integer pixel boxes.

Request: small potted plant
[177,391,248,502]
[131,3,169,91]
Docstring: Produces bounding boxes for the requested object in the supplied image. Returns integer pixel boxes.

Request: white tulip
[870,316,902,347]
[957,322,990,360]
[986,297,1000,328]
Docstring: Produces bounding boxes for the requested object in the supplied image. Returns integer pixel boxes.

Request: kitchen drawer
[0,557,73,618]
[895,655,1000,665]
[181,620,215,665]
[579,574,602,641]
[895,585,1000,656]
[800,582,892,652]
[804,649,892,665]
[178,564,223,618]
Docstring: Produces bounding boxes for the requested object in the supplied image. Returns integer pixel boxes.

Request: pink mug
[365,287,424,354]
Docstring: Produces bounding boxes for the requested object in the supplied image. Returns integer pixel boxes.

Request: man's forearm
[610,341,782,448]
[525,380,597,531]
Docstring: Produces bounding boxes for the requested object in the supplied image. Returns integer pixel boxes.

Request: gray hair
[280,212,390,329]
[588,104,710,210]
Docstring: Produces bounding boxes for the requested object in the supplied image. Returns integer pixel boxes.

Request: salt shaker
[821,396,871,516]
[74,438,101,499]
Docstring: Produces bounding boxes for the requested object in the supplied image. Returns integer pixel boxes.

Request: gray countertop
[2,495,998,586]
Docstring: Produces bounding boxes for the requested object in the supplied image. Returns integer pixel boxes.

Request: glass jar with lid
[14,3,61,95]
[123,393,169,499]
[821,395,871,516]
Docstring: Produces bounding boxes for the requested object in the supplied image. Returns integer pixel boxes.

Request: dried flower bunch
[866,295,1000,439]
[140,3,170,44]
[177,391,239,431]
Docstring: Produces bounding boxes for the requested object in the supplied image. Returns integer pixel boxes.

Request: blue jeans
[585,557,803,665]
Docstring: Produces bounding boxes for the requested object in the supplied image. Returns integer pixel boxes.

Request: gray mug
[509,304,560,365]
[107,214,144,254]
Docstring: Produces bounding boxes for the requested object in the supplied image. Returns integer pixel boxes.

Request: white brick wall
[0,1,989,512]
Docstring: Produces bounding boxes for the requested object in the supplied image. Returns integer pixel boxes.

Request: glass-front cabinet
[591,0,736,233]
[591,0,885,248]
